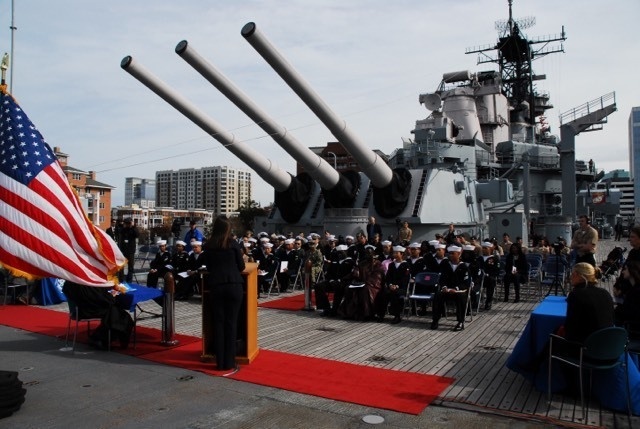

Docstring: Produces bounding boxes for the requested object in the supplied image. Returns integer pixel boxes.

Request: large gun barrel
[241,22,393,188]
[121,55,312,223]
[175,40,359,207]
[241,23,411,218]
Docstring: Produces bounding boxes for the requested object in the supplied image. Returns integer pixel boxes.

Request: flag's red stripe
[0,216,105,283]
[0,246,54,279]
[0,186,108,276]
[31,173,100,263]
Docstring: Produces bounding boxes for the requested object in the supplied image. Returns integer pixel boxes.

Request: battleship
[122,0,618,243]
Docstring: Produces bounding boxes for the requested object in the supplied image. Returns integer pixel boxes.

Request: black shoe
[391,315,402,324]
[485,303,492,311]
[454,322,465,331]
[503,298,509,302]
[417,309,428,317]
[374,315,384,323]
[514,298,520,303]
[430,321,439,330]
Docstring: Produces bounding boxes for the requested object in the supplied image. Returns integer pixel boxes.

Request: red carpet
[0,305,198,356]
[139,342,452,414]
[1,305,454,414]
[258,292,331,311]
[259,293,309,310]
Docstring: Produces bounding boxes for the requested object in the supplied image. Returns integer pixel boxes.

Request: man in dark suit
[106,219,118,242]
[117,218,138,283]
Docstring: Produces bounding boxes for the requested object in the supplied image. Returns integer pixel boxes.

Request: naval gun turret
[241,22,411,219]
[174,40,359,208]
[121,56,312,223]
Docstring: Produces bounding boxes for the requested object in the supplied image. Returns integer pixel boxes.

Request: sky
[1,0,638,207]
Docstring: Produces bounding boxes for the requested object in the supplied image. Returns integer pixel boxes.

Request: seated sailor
[315,244,354,316]
[146,240,172,289]
[431,245,470,331]
[378,245,411,324]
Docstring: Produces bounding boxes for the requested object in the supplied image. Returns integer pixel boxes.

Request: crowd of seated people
[133,225,640,341]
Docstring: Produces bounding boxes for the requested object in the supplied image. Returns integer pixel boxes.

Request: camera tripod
[545,250,567,296]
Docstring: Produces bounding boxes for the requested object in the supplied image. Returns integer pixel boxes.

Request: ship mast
[466,0,566,131]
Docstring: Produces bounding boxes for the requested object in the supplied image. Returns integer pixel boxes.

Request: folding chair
[405,272,440,318]
[65,299,111,353]
[289,263,304,291]
[548,327,631,425]
[466,272,485,320]
[1,273,29,305]
[525,254,543,300]
[264,262,280,297]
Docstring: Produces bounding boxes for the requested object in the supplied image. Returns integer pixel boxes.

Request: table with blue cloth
[115,284,163,313]
[506,295,640,414]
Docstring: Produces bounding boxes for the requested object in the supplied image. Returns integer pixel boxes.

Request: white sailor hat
[263,242,274,248]
[328,235,337,241]
[243,242,252,248]
[393,245,406,253]
[248,237,257,243]
[447,245,462,253]
[364,244,376,251]
[409,242,421,249]
[381,240,392,246]
[336,244,348,251]
[284,238,295,245]
[192,241,203,246]
[175,240,187,247]
[481,241,494,248]
[345,235,354,241]
[260,237,270,243]
[277,235,286,240]
[156,240,167,246]
[428,240,440,247]
[462,244,476,251]
[435,243,447,249]
[258,231,269,238]
[310,233,320,239]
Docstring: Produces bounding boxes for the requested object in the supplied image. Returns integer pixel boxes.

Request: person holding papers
[201,216,245,372]
[146,240,172,289]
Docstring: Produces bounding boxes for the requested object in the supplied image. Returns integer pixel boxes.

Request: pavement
[0,324,557,429]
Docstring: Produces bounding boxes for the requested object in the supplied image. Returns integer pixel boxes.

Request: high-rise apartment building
[155,166,251,216]
[630,106,640,210]
[124,177,156,208]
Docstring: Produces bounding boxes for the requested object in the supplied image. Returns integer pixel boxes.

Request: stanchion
[161,273,179,346]
[303,272,314,311]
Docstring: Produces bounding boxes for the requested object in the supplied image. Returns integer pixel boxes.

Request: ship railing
[559,92,616,126]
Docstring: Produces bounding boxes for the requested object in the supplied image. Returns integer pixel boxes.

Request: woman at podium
[202,216,245,371]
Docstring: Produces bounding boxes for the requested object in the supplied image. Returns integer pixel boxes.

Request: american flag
[0,92,126,286]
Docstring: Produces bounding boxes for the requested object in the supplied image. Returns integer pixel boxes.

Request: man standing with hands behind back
[118,218,139,283]
[571,215,598,267]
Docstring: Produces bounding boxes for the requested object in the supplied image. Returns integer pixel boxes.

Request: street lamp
[327,151,337,170]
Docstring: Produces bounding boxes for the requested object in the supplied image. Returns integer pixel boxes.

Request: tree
[236,199,268,235]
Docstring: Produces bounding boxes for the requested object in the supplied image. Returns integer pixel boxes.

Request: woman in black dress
[202,216,245,371]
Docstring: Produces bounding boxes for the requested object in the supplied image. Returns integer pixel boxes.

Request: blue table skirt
[506,296,640,415]
[115,284,163,312]
[38,279,162,313]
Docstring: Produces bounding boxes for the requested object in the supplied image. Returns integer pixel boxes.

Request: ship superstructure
[123,1,616,242]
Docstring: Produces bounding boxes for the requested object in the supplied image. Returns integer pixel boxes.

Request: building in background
[630,106,640,212]
[124,177,156,208]
[155,166,251,216]
[55,146,115,230]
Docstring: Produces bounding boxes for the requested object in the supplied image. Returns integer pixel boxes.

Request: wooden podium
[201,262,259,364]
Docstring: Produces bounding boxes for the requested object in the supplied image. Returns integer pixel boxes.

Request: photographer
[570,215,598,266]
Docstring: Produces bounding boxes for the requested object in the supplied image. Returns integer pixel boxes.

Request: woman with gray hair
[564,262,613,343]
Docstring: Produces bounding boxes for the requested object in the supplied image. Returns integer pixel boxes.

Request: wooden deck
[43,238,638,428]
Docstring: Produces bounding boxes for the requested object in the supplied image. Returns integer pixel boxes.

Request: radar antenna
[465,0,566,127]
